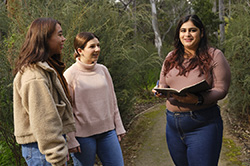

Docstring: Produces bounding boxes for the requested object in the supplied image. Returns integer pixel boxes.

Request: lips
[184,39,193,42]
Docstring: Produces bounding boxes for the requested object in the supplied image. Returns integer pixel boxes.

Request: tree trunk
[133,0,137,35]
[212,0,218,39]
[219,0,225,44]
[150,0,162,57]
[212,0,217,13]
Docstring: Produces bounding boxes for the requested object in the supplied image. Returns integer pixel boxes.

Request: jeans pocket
[190,113,208,123]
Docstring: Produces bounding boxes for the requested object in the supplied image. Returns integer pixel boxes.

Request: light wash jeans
[22,136,67,166]
[166,105,223,166]
[22,142,53,166]
[71,129,124,166]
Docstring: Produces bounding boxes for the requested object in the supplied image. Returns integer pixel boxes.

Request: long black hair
[163,14,212,77]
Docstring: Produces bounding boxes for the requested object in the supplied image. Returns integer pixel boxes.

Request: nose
[185,31,191,36]
[95,46,100,52]
[62,36,66,42]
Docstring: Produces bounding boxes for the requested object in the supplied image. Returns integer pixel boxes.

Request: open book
[154,79,210,96]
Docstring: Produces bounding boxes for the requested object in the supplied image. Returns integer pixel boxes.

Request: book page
[154,79,210,96]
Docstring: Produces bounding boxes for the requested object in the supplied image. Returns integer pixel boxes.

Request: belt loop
[174,112,180,116]
[190,111,194,118]
[190,111,196,118]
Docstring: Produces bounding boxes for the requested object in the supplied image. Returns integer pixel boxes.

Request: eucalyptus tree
[219,0,225,44]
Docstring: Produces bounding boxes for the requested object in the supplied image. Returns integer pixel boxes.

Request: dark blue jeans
[166,105,223,166]
[71,129,124,166]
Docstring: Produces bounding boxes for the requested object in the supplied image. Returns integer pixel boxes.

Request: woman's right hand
[152,80,166,98]
[152,86,167,98]
[69,146,81,153]
[152,89,165,98]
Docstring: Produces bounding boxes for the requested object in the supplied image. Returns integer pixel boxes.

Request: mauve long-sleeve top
[159,48,231,112]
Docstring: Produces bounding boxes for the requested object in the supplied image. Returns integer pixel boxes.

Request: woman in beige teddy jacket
[13,18,75,166]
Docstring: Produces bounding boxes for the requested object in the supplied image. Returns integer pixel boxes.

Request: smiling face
[179,20,202,53]
[47,23,66,56]
[78,37,100,64]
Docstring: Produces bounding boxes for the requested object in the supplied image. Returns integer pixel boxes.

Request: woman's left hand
[172,93,198,104]
[68,146,81,153]
[117,134,125,142]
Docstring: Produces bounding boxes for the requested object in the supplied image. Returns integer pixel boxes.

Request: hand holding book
[154,79,210,97]
[152,80,166,98]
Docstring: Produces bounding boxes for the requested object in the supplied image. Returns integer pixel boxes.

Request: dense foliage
[192,0,221,46]
[0,0,248,165]
[0,0,161,164]
[224,2,250,116]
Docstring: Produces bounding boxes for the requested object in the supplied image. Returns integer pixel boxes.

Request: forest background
[0,0,249,165]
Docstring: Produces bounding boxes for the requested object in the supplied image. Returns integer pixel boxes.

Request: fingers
[118,134,125,142]
[68,148,75,153]
[67,153,70,161]
[152,80,159,96]
[155,92,162,97]
[152,90,166,98]
[69,146,81,153]
[77,146,81,153]
[118,135,121,142]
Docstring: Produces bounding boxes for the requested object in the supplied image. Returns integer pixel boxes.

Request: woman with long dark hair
[153,14,231,166]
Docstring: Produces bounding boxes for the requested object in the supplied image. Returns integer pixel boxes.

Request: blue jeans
[166,105,223,166]
[71,129,124,166]
[22,142,52,166]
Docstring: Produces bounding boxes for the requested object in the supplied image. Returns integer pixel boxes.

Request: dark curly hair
[163,14,212,77]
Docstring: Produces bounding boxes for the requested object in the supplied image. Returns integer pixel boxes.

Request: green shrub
[225,3,250,116]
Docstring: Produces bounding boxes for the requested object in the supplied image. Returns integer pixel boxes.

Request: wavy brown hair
[14,18,60,74]
[163,14,212,77]
[73,32,99,59]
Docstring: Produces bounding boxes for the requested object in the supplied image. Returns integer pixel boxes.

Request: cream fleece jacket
[159,48,231,112]
[64,58,126,149]
[13,62,76,166]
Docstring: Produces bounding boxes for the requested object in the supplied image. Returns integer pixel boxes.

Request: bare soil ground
[220,100,250,165]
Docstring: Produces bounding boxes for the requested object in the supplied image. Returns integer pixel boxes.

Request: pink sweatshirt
[64,58,126,148]
[159,48,231,112]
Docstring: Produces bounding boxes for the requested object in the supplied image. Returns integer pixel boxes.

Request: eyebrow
[89,43,99,46]
[181,27,197,29]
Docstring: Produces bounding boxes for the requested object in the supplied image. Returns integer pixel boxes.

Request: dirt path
[121,102,249,166]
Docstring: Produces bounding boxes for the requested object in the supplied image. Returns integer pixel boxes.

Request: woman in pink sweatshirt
[64,32,126,166]
[153,15,231,166]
